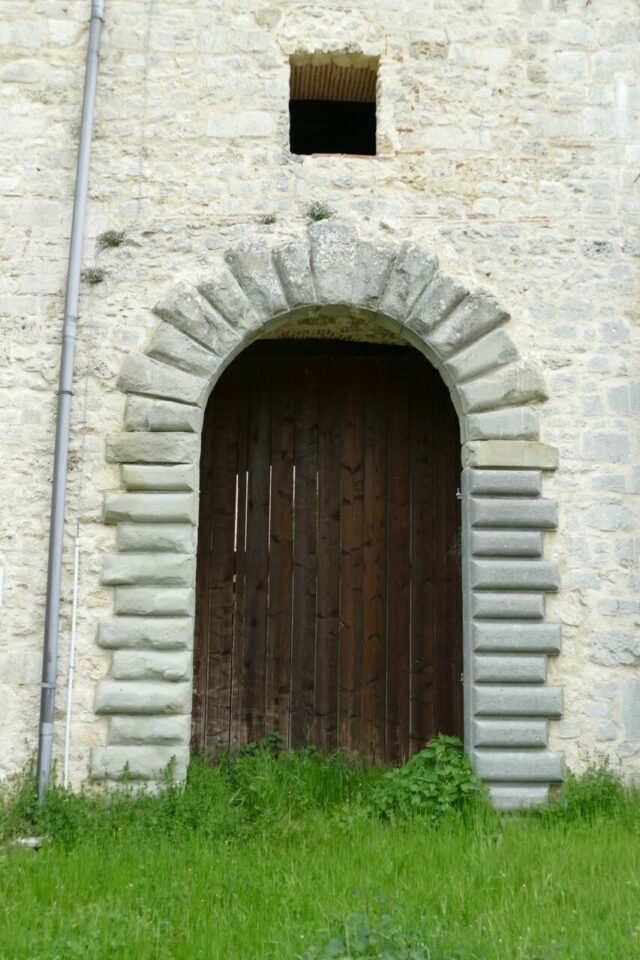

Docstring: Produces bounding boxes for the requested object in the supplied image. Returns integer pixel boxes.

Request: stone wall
[0,0,638,785]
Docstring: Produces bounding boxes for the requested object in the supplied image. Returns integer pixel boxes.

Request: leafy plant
[366,735,485,823]
[307,200,333,222]
[299,911,462,960]
[81,266,106,285]
[97,229,125,249]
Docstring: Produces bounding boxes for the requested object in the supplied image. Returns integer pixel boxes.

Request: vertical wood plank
[384,357,411,763]
[243,360,272,743]
[204,370,240,750]
[315,360,342,750]
[229,366,250,751]
[409,357,436,752]
[433,375,464,739]
[338,359,365,755]
[290,358,319,747]
[191,385,216,751]
[266,358,295,744]
[361,359,387,764]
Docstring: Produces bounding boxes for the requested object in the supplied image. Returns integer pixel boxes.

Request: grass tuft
[97,229,126,249]
[306,201,333,222]
[80,266,106,285]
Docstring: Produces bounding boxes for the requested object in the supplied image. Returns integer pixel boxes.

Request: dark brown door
[192,342,462,764]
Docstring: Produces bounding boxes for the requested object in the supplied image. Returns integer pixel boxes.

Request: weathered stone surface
[114,586,194,616]
[351,239,395,310]
[475,685,563,717]
[465,406,539,441]
[475,749,563,782]
[91,745,189,781]
[470,559,559,592]
[377,242,438,321]
[405,272,468,339]
[98,617,193,650]
[272,241,315,307]
[198,266,261,332]
[470,496,557,529]
[458,360,548,413]
[472,592,545,620]
[308,219,358,304]
[95,681,191,715]
[121,464,199,492]
[108,715,191,746]
[116,523,196,553]
[474,719,548,748]
[622,678,640,739]
[463,440,559,470]
[429,290,508,360]
[104,493,197,524]
[112,650,192,682]
[471,529,544,557]
[106,432,199,465]
[118,354,207,405]
[468,469,542,498]
[225,239,288,319]
[444,326,518,384]
[153,280,239,355]
[473,621,562,654]
[148,322,223,377]
[102,553,195,586]
[488,785,549,810]
[124,396,200,433]
[474,654,547,684]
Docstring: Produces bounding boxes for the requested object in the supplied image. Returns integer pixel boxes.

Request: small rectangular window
[289,54,378,156]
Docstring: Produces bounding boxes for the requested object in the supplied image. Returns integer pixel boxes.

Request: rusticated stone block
[272,241,315,307]
[463,440,559,470]
[225,239,288,319]
[148,323,223,377]
[106,432,199,465]
[468,469,542,498]
[118,354,206,405]
[308,219,358,304]
[95,680,192,715]
[473,719,548,748]
[470,496,557,529]
[114,586,194,616]
[98,617,193,650]
[108,715,191,746]
[444,326,517,384]
[153,280,238,356]
[474,684,563,717]
[116,523,195,553]
[474,654,547,684]
[198,266,261,332]
[474,749,563,782]
[91,745,189,781]
[102,553,195,586]
[471,529,544,557]
[465,406,539,442]
[488,785,549,810]
[121,464,198,492]
[351,239,395,311]
[470,558,559,592]
[472,591,545,620]
[472,621,562,654]
[405,272,468,339]
[104,493,197,524]
[429,289,508,359]
[458,360,547,413]
[124,396,199,433]
[112,650,192,682]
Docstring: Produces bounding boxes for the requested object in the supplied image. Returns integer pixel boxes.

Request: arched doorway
[192,339,462,764]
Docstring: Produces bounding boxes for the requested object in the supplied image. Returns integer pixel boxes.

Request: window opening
[289,54,378,156]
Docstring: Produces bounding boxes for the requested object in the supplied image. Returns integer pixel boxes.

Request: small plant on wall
[306,201,333,222]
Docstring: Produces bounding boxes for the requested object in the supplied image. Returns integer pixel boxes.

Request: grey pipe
[36,0,106,803]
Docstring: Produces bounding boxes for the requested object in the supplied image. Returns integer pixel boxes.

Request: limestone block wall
[0,0,638,786]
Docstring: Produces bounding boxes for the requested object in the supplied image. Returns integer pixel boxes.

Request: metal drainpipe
[36,0,106,803]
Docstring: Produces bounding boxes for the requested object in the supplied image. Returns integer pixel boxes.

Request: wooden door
[192,341,462,764]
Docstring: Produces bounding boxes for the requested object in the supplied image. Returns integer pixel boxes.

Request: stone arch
[94,219,563,809]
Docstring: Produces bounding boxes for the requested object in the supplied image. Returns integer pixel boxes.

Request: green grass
[1,746,639,960]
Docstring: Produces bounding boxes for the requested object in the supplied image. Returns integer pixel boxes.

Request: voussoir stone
[225,239,288,319]
[124,396,200,433]
[148,322,223,378]
[308,219,358,304]
[153,280,239,355]
[198,266,261,332]
[351,239,395,311]
[118,354,207,405]
[428,289,509,360]
[377,242,438,321]
[98,617,193,650]
[444,326,518,384]
[458,360,547,414]
[106,432,198,465]
[405,272,468,340]
[272,241,315,307]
